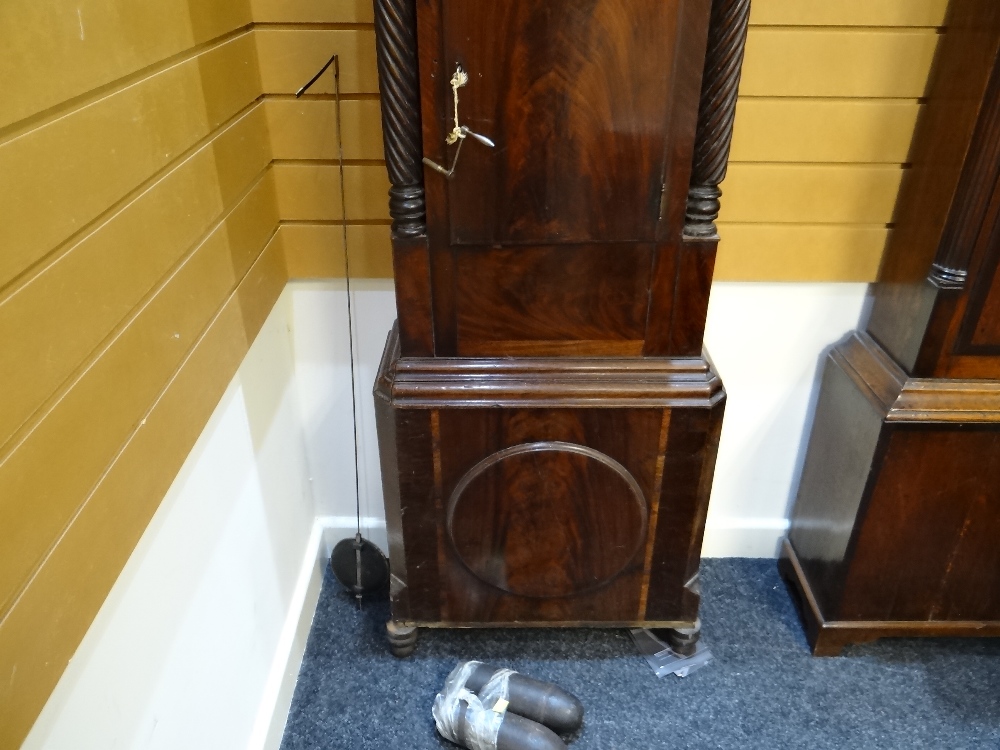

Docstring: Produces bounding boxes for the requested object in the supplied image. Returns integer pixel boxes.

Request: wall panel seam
[728,161,908,167]
[0,225,283,630]
[272,158,386,166]
[747,25,943,33]
[0,26,256,147]
[266,93,382,101]
[0,99,266,301]
[737,95,924,103]
[740,97,928,102]
[253,22,375,30]
[279,219,392,226]
[718,221,892,228]
[0,164,275,481]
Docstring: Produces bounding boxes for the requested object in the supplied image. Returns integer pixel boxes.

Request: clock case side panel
[646,0,750,357]
[371,0,743,630]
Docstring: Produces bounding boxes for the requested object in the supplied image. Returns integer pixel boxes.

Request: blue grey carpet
[280,559,1000,749]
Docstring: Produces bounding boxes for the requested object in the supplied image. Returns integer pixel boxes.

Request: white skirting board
[251,522,326,750]
[252,516,389,750]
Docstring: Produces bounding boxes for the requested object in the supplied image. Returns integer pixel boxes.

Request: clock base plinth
[374,325,725,631]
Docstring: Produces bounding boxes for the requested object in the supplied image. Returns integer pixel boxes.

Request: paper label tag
[492,698,509,714]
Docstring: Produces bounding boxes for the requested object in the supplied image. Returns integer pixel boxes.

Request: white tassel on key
[446,66,470,145]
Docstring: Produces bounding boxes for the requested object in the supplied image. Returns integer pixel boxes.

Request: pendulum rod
[297,55,367,605]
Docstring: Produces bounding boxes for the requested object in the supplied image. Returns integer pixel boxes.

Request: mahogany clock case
[781,0,1000,657]
[372,0,749,653]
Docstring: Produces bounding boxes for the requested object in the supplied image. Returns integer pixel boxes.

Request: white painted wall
[26,279,869,749]
[701,282,869,556]
[287,279,396,555]
[291,279,870,559]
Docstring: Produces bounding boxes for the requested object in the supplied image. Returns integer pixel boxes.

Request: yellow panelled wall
[256,19,394,277]
[260,0,948,283]
[0,0,949,744]
[719,13,943,280]
[0,2,280,744]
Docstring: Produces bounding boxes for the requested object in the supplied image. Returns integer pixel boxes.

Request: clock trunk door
[420,0,703,357]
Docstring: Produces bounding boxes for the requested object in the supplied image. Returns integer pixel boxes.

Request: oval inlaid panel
[446,442,647,598]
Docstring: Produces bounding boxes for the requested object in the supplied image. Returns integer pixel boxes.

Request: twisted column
[374,0,426,238]
[684,0,751,238]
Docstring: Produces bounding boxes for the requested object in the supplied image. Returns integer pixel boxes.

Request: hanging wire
[297,55,368,604]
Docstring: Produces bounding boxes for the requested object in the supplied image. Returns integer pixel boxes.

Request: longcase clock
[372,0,750,656]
